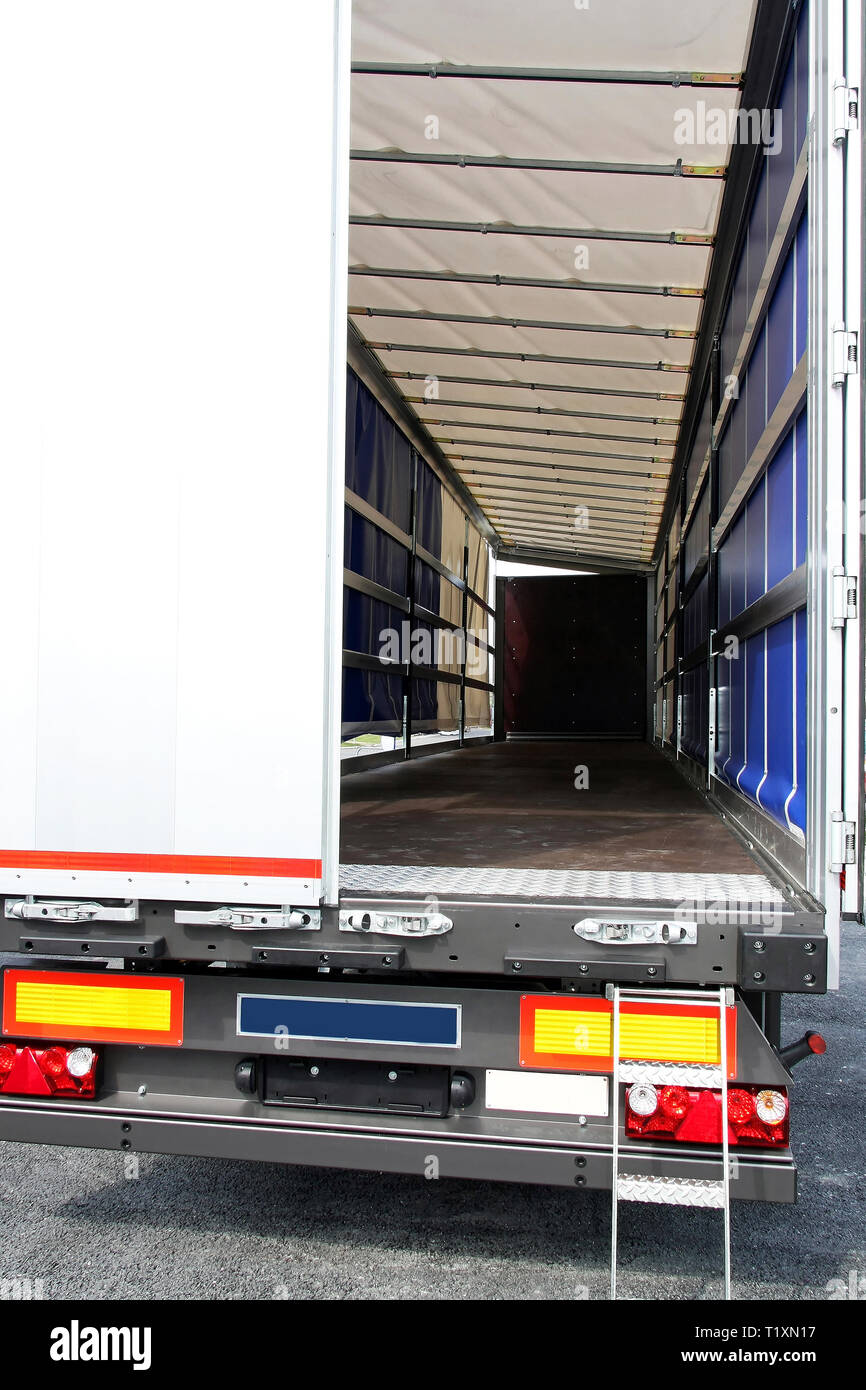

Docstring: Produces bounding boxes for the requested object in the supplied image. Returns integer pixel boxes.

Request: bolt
[578,963,589,974]
[137,1085,147,1097]
[121,1123,131,1133]
[578,1115,587,1126]
[512,961,522,971]
[803,972,815,984]
[309,1066,320,1077]
[803,941,815,953]
[646,966,657,976]
[387,1070,398,1082]
[753,970,765,982]
[753,940,766,952]
[383,956,392,966]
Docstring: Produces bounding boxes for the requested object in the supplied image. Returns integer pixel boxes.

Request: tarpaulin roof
[349,0,759,567]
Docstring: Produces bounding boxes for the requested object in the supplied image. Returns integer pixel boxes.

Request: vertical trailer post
[321,0,353,907]
[706,335,722,789]
[403,453,418,760]
[494,576,507,742]
[459,516,470,747]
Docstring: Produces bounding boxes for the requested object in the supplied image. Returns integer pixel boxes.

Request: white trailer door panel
[0,2,349,905]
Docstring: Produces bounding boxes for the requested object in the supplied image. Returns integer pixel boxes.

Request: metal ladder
[610,985,732,1301]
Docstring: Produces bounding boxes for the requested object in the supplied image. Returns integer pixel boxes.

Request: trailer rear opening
[0,0,862,1301]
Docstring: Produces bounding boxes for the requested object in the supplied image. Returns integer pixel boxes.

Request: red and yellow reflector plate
[519,995,736,1077]
[2,970,184,1046]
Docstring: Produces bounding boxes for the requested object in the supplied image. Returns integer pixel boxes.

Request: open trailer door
[0,1,351,909]
[807,0,864,982]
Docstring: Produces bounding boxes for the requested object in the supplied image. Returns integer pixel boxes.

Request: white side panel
[0,2,348,904]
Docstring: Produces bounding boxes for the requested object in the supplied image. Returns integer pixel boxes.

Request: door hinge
[4,897,139,924]
[831,566,858,628]
[832,80,859,146]
[174,906,321,931]
[829,813,857,872]
[832,323,858,386]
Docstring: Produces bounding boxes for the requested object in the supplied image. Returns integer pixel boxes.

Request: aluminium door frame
[807,0,863,986]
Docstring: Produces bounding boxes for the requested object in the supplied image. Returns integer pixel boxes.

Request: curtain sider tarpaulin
[343,370,491,736]
[349,0,759,566]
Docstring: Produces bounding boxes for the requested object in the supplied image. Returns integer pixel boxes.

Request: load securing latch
[174,906,320,931]
[340,909,453,937]
[573,918,697,945]
[5,898,139,924]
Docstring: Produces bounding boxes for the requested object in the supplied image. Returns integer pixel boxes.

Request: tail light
[0,1042,98,1098]
[625,1082,789,1148]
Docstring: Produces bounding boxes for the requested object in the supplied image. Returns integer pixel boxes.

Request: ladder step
[617,1174,725,1208]
[619,1060,723,1088]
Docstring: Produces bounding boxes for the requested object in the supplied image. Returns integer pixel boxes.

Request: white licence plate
[485,1069,609,1118]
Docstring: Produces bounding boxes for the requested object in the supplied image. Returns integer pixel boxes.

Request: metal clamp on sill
[5,897,139,924]
[339,909,453,937]
[175,906,321,931]
[573,917,698,945]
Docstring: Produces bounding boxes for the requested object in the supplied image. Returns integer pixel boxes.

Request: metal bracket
[339,909,453,937]
[831,566,858,628]
[832,80,859,146]
[573,918,697,945]
[5,897,139,924]
[250,945,405,970]
[740,931,827,993]
[507,954,666,983]
[174,906,321,931]
[829,812,857,872]
[18,933,166,960]
[832,323,858,386]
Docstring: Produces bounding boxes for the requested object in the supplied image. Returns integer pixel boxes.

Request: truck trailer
[0,0,862,1294]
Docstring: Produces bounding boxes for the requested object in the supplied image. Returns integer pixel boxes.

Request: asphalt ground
[0,926,863,1302]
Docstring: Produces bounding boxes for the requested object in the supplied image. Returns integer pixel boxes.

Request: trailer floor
[340,739,762,876]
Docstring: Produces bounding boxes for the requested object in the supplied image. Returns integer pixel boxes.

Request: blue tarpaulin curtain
[342,368,489,738]
[675,2,809,840]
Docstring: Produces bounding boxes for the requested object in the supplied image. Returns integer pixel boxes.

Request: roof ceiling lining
[351,0,756,70]
[350,0,759,564]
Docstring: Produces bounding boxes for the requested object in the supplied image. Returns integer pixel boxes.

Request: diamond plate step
[339,864,784,904]
[620,1060,724,1087]
[617,1174,725,1208]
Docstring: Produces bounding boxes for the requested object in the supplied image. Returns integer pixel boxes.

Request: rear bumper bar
[0,1098,797,1202]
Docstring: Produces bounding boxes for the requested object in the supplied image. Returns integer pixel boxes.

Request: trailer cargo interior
[0,0,862,1295]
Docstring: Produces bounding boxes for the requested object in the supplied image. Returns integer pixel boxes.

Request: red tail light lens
[0,1043,98,1098]
[625,1083,789,1147]
[727,1088,757,1125]
[40,1047,68,1078]
[659,1085,690,1120]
